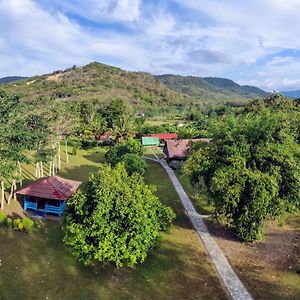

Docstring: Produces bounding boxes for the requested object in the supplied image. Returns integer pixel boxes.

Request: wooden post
[18,161,22,187]
[65,139,69,163]
[13,180,16,201]
[41,161,44,177]
[49,161,52,176]
[35,162,37,178]
[58,142,61,170]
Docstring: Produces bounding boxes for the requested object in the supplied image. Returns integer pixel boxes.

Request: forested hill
[1,62,267,106]
[156,74,268,102]
[0,76,27,84]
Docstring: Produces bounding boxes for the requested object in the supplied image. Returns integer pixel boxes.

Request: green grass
[0,147,227,300]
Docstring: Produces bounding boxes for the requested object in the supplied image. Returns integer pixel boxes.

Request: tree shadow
[83,152,106,164]
[58,164,100,182]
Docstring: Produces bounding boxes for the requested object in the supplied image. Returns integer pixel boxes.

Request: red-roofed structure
[164,139,210,161]
[97,131,112,142]
[16,176,81,216]
[149,133,178,141]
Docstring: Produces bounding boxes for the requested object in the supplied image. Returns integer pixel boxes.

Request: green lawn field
[0,147,227,300]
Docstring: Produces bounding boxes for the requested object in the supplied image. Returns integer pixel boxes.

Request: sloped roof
[16,176,81,201]
[149,133,178,140]
[142,136,160,146]
[165,139,210,160]
[97,131,112,141]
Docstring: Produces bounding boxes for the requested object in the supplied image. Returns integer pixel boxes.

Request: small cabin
[16,176,81,217]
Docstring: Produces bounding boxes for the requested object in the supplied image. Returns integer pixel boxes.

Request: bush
[0,211,6,226]
[121,153,147,176]
[18,222,24,232]
[71,146,77,156]
[6,218,12,229]
[13,218,21,230]
[22,217,34,234]
[105,139,144,166]
[168,160,183,170]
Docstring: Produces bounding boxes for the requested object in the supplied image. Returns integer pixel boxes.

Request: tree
[63,164,175,267]
[105,139,144,166]
[121,153,147,176]
[103,98,134,142]
[184,105,300,242]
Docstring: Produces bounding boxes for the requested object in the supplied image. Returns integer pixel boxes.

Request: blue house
[16,176,81,217]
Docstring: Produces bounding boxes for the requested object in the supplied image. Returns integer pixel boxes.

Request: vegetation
[121,153,147,176]
[105,139,144,166]
[64,164,175,267]
[156,74,267,103]
[184,95,300,241]
[0,149,227,299]
[0,62,268,110]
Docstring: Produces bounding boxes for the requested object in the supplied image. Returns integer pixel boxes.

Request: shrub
[121,153,147,176]
[105,139,144,166]
[13,218,21,230]
[22,217,34,234]
[18,222,24,232]
[6,218,12,229]
[71,146,77,156]
[0,211,6,226]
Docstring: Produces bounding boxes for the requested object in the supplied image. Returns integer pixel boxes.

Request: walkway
[148,153,253,300]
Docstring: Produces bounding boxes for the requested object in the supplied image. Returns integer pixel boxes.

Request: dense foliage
[64,164,175,267]
[105,139,144,166]
[184,96,300,241]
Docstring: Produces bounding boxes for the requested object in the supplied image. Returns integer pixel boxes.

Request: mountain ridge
[281,90,300,99]
[0,76,27,84]
[0,62,268,106]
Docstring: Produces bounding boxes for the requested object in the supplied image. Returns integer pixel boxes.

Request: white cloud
[0,0,299,91]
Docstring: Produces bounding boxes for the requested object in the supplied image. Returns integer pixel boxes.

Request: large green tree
[105,139,144,166]
[184,97,300,242]
[63,164,175,267]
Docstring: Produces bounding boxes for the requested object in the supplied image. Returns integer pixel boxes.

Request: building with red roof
[97,131,112,142]
[149,133,178,141]
[164,138,210,161]
[16,176,81,217]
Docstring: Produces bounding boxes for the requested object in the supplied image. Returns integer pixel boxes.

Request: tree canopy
[105,139,144,166]
[184,96,300,242]
[63,164,175,267]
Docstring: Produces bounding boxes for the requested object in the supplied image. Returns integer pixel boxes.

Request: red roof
[149,133,178,140]
[164,139,210,160]
[16,176,81,201]
[97,131,111,141]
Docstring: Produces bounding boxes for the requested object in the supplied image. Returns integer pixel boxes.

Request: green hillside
[1,62,189,107]
[1,62,267,107]
[156,74,268,102]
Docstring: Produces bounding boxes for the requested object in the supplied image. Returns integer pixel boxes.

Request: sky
[0,0,300,91]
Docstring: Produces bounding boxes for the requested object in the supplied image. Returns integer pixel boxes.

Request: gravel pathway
[159,159,253,300]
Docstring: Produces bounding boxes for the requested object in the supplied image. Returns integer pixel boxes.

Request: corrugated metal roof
[149,133,178,140]
[142,136,160,146]
[16,176,81,201]
[165,139,210,160]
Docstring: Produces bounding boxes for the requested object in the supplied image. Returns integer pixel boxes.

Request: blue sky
[1,0,300,91]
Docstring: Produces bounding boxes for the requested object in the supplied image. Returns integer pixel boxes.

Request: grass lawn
[0,147,227,300]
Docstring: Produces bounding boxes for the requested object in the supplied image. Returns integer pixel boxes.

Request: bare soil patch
[205,215,300,300]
